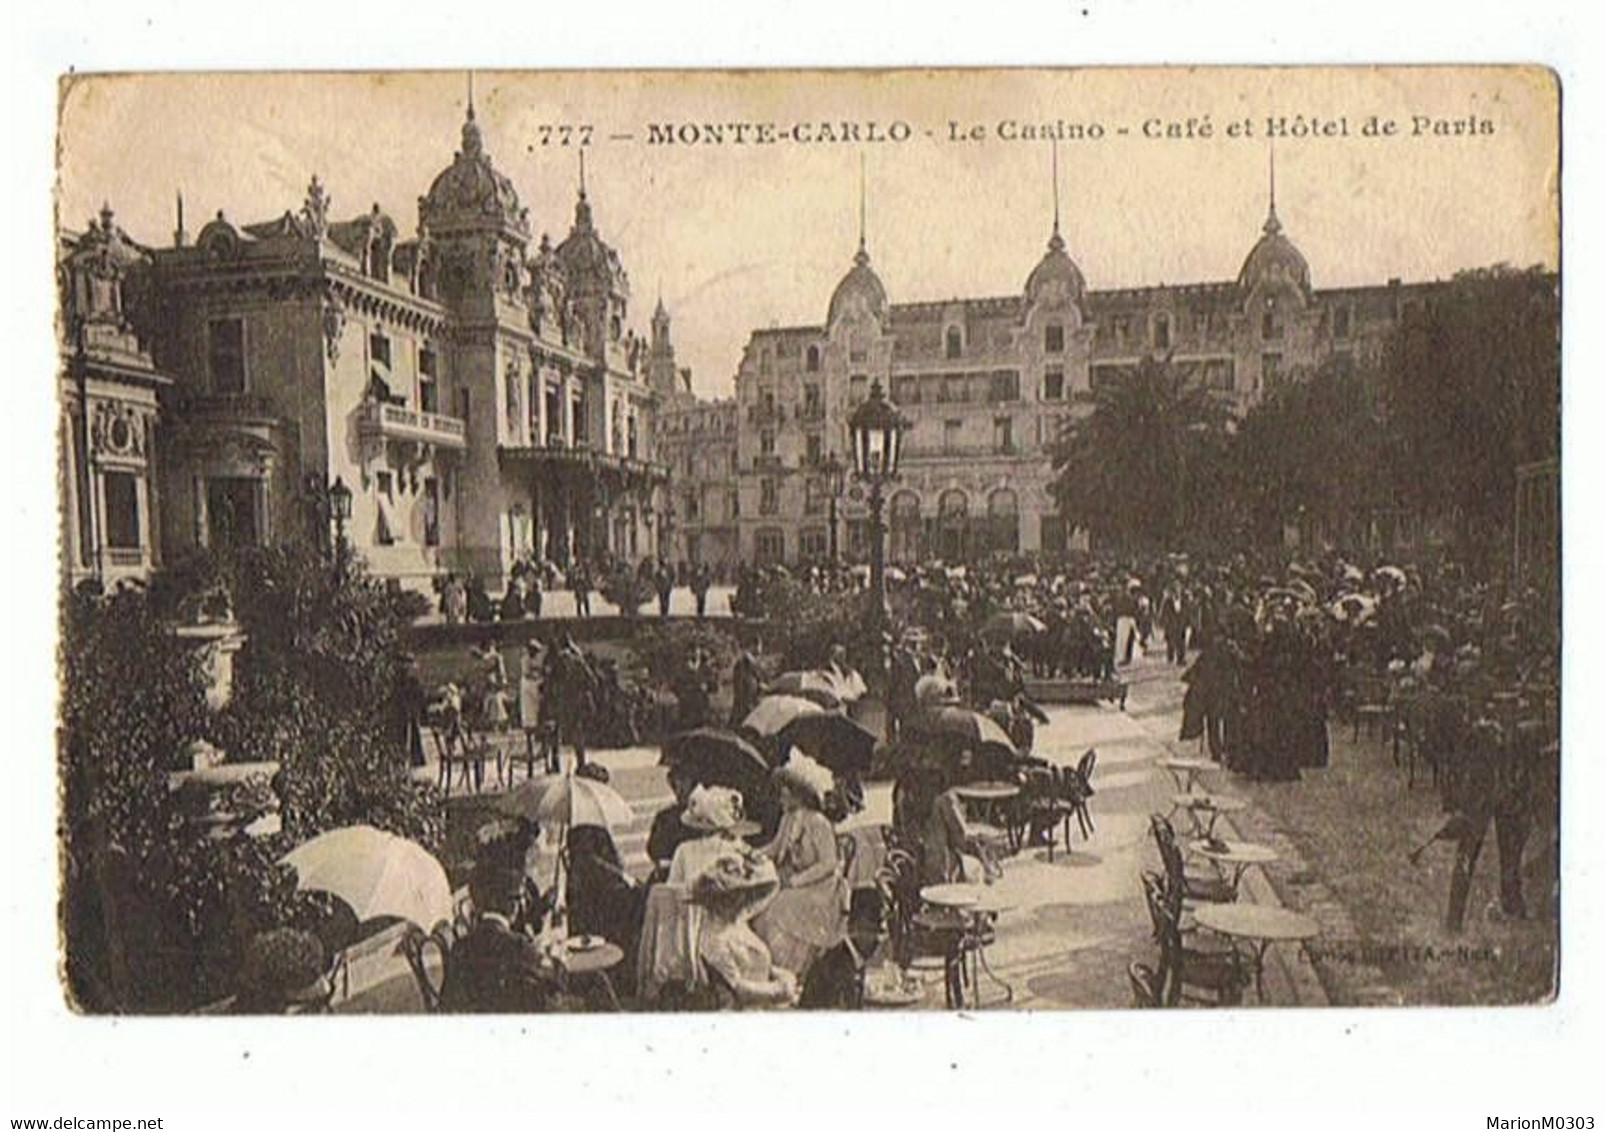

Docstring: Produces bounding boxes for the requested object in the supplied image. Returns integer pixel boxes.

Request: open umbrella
[661,727,773,786]
[1013,573,1039,588]
[741,694,828,738]
[884,566,908,583]
[499,772,634,831]
[906,704,1016,753]
[766,670,845,708]
[778,712,879,776]
[1374,565,1407,589]
[981,611,1047,641]
[281,825,453,930]
[914,673,961,708]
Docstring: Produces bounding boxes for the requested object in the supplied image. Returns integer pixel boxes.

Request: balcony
[356,400,467,449]
[903,442,1025,460]
[747,403,787,425]
[500,438,668,489]
[797,402,827,423]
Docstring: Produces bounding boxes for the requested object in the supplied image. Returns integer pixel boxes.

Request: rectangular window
[1334,304,1352,339]
[850,347,868,363]
[946,327,963,359]
[1112,315,1131,344]
[422,477,440,547]
[103,472,141,549]
[756,528,785,564]
[572,392,588,444]
[760,478,778,515]
[891,374,918,405]
[803,384,823,417]
[800,528,829,559]
[990,370,1020,403]
[1261,353,1284,392]
[849,375,868,404]
[943,419,962,452]
[760,429,776,456]
[1045,324,1065,354]
[207,318,246,394]
[805,433,823,467]
[419,346,438,413]
[1204,359,1237,391]
[804,478,825,516]
[729,488,741,519]
[1261,307,1283,341]
[1044,367,1065,401]
[369,330,391,370]
[1154,314,1171,350]
[456,387,472,426]
[994,417,1014,454]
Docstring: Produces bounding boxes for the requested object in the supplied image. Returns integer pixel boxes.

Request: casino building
[60,100,667,592]
[726,173,1442,566]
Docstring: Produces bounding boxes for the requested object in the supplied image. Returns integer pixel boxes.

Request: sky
[58,67,1557,399]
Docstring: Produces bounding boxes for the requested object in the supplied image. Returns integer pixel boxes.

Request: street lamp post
[847,380,910,631]
[327,475,353,579]
[821,451,846,561]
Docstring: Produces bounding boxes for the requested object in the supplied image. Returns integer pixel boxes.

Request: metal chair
[1141,871,1245,1007]
[397,923,456,1013]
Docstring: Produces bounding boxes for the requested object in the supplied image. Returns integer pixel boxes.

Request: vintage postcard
[55,66,1559,1016]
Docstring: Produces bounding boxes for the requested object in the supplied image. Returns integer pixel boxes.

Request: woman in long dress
[690,849,797,1009]
[751,754,848,982]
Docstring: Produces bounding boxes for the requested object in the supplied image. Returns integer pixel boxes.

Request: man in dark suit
[440,859,557,1014]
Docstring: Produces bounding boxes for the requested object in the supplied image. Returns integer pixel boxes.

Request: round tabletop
[555,940,625,974]
[1171,793,1248,813]
[1189,838,1280,866]
[955,782,1021,801]
[921,883,984,909]
[1194,902,1320,942]
[1159,757,1215,771]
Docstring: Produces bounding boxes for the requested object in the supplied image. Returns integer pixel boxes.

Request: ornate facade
[70,104,667,592]
[727,188,1443,565]
[649,301,741,568]
[58,206,170,588]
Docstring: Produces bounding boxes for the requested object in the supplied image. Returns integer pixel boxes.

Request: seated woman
[565,824,646,995]
[667,785,748,885]
[691,848,798,1010]
[921,752,998,886]
[751,754,849,983]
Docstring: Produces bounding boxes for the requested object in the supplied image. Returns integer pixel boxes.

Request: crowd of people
[407,540,1558,1012]
[433,554,718,625]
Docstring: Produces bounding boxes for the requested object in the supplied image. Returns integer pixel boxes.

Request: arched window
[945,326,963,359]
[987,488,1020,554]
[937,489,969,562]
[889,491,922,565]
[805,344,821,373]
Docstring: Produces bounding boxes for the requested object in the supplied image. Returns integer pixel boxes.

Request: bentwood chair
[1141,871,1245,1007]
[1128,961,1164,1008]
[397,923,457,1013]
[1150,813,1236,906]
[1068,748,1099,841]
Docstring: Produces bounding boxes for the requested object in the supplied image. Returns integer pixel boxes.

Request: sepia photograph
[51,65,1560,1021]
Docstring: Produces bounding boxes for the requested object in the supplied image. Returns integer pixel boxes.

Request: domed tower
[1237,155,1312,301]
[1023,142,1086,318]
[553,154,631,360]
[418,101,531,310]
[827,239,889,332]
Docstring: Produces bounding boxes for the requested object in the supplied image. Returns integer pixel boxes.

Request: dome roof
[420,108,530,240]
[1237,207,1310,295]
[827,244,888,327]
[553,189,628,296]
[1024,228,1086,306]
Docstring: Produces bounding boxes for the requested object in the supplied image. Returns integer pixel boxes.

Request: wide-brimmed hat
[689,849,780,912]
[681,784,745,832]
[773,752,835,810]
[239,928,331,1009]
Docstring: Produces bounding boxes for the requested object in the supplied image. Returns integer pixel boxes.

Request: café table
[955,781,1024,852]
[1158,757,1215,794]
[1188,838,1280,893]
[1193,902,1320,1003]
[920,884,1014,1008]
[1169,793,1248,839]
[549,937,625,1011]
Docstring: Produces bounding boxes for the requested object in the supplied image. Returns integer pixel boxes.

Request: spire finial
[1264,143,1282,235]
[174,190,186,247]
[467,71,475,120]
[579,148,587,199]
[855,152,868,264]
[1049,139,1065,252]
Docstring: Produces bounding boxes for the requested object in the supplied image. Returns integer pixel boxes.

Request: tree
[1231,354,1391,547]
[1048,353,1233,551]
[60,544,441,1011]
[1382,265,1559,563]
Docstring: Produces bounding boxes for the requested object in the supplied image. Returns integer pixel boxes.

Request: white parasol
[281,825,453,930]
